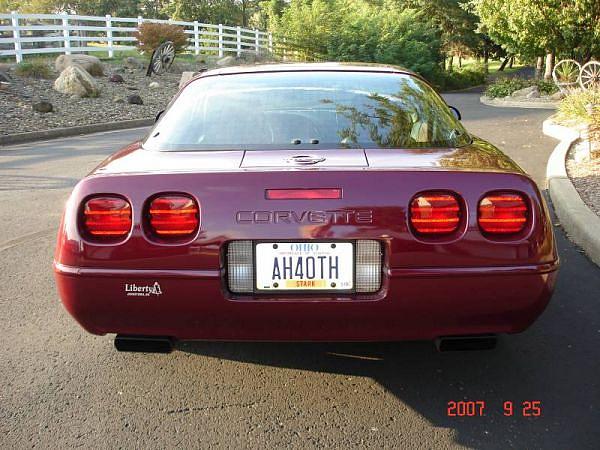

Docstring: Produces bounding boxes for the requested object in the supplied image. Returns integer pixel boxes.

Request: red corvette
[54,63,559,352]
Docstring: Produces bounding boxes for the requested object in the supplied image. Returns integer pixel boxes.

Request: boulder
[32,100,53,113]
[108,73,124,83]
[511,85,538,98]
[216,56,238,67]
[127,94,143,105]
[179,71,198,89]
[550,91,565,101]
[0,70,11,83]
[55,54,104,77]
[525,87,540,99]
[54,65,100,98]
[148,81,160,89]
[123,56,144,71]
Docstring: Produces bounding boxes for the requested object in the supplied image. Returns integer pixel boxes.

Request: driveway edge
[481,96,558,109]
[544,118,600,267]
[0,118,154,147]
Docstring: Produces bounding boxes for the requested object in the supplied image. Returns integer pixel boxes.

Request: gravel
[567,140,600,217]
[0,61,187,135]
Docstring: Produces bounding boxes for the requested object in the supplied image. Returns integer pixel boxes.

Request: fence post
[236,26,241,57]
[10,11,22,63]
[254,29,259,54]
[268,32,273,54]
[62,13,71,55]
[218,24,223,57]
[193,21,199,55]
[105,14,113,58]
[137,15,143,27]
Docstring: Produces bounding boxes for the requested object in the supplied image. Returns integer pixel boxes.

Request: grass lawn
[459,57,525,75]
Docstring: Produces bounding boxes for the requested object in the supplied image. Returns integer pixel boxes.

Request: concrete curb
[481,95,558,110]
[0,118,154,147]
[544,118,600,267]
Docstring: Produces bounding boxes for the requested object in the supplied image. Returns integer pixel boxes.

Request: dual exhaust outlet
[114,334,497,353]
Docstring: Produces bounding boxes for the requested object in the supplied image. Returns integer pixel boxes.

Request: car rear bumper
[54,260,558,341]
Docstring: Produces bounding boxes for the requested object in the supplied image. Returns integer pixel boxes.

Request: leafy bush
[438,64,487,91]
[134,23,188,55]
[485,77,529,98]
[14,60,51,79]
[556,89,600,124]
[486,77,559,98]
[535,79,558,96]
[274,1,444,80]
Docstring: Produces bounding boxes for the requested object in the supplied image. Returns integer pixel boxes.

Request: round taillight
[410,191,461,235]
[478,192,528,234]
[82,196,132,239]
[148,195,199,237]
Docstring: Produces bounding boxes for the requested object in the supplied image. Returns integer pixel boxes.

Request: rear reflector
[355,240,382,293]
[266,188,342,200]
[83,196,132,238]
[479,192,528,234]
[410,191,461,235]
[148,195,199,237]
[227,240,254,293]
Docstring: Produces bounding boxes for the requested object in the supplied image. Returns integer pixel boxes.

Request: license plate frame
[253,240,356,294]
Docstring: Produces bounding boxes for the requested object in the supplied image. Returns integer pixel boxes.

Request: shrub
[134,23,188,55]
[438,64,487,91]
[485,77,559,98]
[534,79,558,96]
[14,60,52,79]
[485,77,529,98]
[556,89,600,124]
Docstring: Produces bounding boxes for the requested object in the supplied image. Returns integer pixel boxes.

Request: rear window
[145,71,470,151]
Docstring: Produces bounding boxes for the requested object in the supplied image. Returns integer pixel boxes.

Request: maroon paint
[54,65,558,341]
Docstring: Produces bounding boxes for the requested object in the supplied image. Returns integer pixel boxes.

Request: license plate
[255,242,354,291]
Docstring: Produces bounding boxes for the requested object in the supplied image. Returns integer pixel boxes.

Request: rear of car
[54,65,558,347]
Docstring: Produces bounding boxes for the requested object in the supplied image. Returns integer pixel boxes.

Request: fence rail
[0,12,273,62]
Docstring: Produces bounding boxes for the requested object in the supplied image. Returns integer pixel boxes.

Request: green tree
[471,0,600,76]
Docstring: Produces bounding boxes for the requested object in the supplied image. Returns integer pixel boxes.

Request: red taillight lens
[266,188,342,200]
[83,196,132,238]
[410,191,461,235]
[148,195,199,237]
[478,192,528,234]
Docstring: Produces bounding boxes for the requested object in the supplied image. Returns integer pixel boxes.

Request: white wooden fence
[0,12,273,62]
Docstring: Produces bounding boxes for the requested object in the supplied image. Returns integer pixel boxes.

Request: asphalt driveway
[1,92,599,449]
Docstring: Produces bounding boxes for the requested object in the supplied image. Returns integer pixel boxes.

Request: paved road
[1,93,600,449]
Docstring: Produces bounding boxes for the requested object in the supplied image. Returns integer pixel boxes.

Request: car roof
[197,62,419,79]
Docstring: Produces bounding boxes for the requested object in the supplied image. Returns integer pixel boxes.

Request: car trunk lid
[240,149,369,168]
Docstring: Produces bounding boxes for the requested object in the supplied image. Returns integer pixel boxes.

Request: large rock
[127,94,143,105]
[550,91,565,100]
[54,65,100,97]
[55,54,105,77]
[32,100,53,113]
[179,71,198,89]
[123,56,144,71]
[216,56,238,67]
[108,73,124,83]
[511,85,538,98]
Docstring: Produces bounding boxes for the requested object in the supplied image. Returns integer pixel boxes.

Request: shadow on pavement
[179,198,600,449]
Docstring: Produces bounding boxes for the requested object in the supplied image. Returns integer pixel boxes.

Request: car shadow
[178,215,600,449]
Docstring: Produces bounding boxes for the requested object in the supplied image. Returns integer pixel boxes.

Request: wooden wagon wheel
[552,59,581,93]
[146,41,175,77]
[579,60,600,91]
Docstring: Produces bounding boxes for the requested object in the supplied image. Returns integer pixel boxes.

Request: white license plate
[255,242,354,291]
